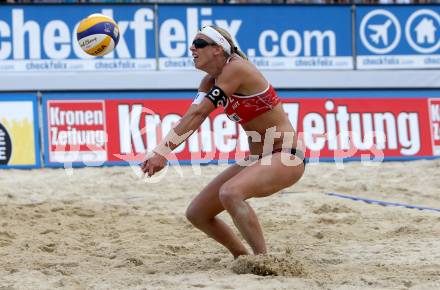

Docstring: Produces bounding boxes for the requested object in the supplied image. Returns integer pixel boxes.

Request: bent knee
[185,201,215,227]
[185,203,199,225]
[219,183,244,208]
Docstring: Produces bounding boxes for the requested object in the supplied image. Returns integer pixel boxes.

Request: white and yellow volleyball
[76,13,119,57]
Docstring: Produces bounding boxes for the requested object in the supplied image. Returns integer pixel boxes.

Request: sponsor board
[0,5,156,72]
[285,97,431,161]
[0,123,12,166]
[357,6,440,69]
[428,98,440,155]
[2,5,440,72]
[45,100,108,165]
[42,91,440,167]
[105,99,249,164]
[108,97,435,163]
[158,5,353,70]
[0,5,352,72]
[0,95,40,168]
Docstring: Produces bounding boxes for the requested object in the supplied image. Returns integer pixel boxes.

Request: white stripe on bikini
[232,83,270,99]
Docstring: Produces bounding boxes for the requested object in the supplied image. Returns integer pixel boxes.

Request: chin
[195,62,206,71]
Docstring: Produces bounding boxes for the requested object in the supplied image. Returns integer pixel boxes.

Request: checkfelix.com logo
[360,9,440,55]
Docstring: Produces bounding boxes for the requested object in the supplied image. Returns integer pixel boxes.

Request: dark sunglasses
[192,38,216,49]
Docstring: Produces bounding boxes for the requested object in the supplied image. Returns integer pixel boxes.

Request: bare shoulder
[219,55,267,94]
[220,57,251,79]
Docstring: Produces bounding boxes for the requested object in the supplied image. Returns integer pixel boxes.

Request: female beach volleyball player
[141,25,305,258]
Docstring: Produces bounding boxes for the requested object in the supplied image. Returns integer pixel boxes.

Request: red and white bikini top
[223,84,281,124]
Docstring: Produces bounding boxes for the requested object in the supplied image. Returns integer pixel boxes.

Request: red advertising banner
[105,99,247,163]
[428,98,440,156]
[287,98,432,160]
[46,100,108,163]
[105,98,434,163]
[44,96,439,165]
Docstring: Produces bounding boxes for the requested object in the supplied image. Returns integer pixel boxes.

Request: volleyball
[76,13,119,56]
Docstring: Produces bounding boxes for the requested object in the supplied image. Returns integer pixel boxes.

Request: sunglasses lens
[192,39,210,49]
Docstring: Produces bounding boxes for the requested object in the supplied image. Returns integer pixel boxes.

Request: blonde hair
[210,26,247,60]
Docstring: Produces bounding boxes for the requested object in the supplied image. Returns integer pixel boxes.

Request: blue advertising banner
[0,94,41,169]
[158,5,353,70]
[356,6,440,69]
[9,5,440,72]
[0,5,156,72]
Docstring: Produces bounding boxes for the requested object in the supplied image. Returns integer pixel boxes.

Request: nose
[190,44,196,52]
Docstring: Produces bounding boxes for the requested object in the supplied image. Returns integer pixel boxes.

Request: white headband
[200,26,231,55]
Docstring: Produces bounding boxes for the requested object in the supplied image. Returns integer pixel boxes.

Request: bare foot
[233,251,250,260]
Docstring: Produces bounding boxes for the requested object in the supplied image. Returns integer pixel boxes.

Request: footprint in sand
[114,257,144,268]
[386,226,419,237]
[39,243,57,253]
[231,254,305,277]
[313,204,355,214]
[72,208,96,218]
[0,231,15,247]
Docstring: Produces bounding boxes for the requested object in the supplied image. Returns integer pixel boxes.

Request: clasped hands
[141,151,168,177]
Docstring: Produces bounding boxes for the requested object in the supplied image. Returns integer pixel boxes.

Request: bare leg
[188,215,249,258]
[186,164,250,258]
[219,153,305,255]
[218,195,267,254]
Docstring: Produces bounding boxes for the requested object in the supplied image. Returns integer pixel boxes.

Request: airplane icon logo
[368,19,392,46]
[360,9,402,54]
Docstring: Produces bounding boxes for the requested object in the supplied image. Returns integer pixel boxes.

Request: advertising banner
[0,5,156,73]
[42,92,247,166]
[0,94,40,168]
[158,5,353,70]
[42,90,440,167]
[356,6,440,69]
[0,4,352,73]
[2,5,440,72]
[428,98,440,155]
[280,94,437,161]
[45,100,108,164]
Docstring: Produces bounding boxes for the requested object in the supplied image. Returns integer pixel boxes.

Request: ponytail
[210,26,248,60]
[232,45,247,60]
